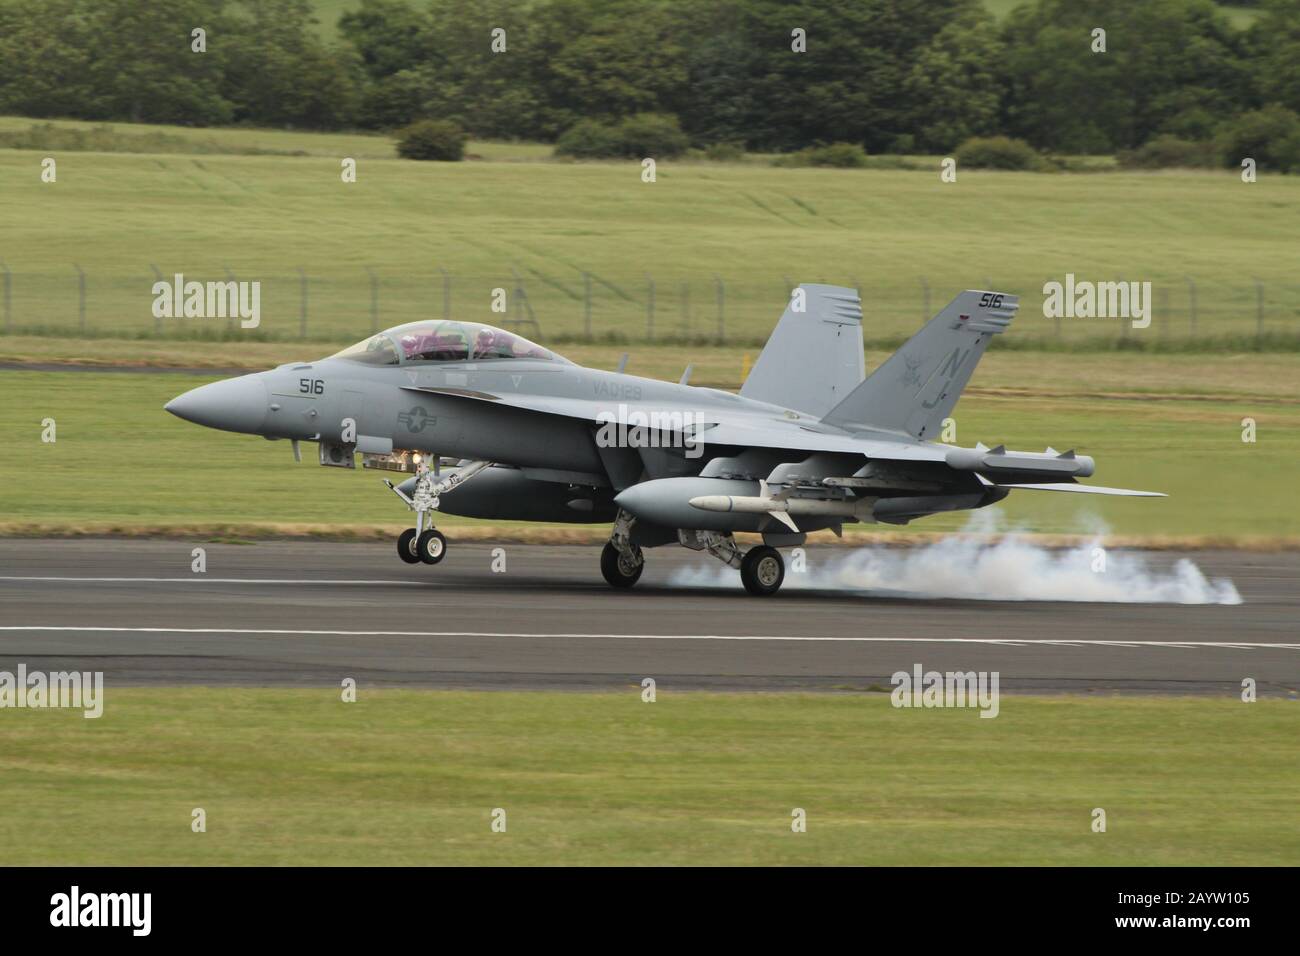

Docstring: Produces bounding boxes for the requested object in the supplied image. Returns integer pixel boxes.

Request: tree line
[1,0,1298,156]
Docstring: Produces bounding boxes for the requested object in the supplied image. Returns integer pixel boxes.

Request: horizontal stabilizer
[995,482,1166,497]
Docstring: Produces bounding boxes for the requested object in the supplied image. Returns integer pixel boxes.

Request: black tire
[740,546,784,596]
[397,528,421,564]
[601,541,643,589]
[417,529,447,565]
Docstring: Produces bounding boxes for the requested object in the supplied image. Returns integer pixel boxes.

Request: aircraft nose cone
[165,374,268,434]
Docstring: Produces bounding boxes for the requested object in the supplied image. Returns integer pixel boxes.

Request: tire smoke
[671,515,1243,605]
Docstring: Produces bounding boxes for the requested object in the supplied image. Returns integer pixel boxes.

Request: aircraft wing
[696,418,950,462]
[406,384,948,459]
[403,386,1162,496]
[401,385,602,420]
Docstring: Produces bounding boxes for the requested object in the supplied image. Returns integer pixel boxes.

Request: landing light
[363,449,421,474]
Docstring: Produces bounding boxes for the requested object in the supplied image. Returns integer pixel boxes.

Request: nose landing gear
[417,528,447,564]
[397,528,420,564]
[395,512,445,564]
[384,458,493,566]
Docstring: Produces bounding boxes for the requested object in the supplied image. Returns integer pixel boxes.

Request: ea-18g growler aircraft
[166,285,1162,596]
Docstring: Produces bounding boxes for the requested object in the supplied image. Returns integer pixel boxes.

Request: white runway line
[0,576,424,585]
[1,626,1297,651]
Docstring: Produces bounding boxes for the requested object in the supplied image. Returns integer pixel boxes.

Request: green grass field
[2,363,1296,541]
[1,689,1294,865]
[1,122,1297,347]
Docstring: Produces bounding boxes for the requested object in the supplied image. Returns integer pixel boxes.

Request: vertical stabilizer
[739,284,864,417]
[821,291,1017,439]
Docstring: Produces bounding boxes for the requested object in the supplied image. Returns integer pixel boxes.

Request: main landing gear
[599,519,788,596]
[601,509,644,588]
[686,530,785,597]
[739,545,785,597]
[386,459,492,566]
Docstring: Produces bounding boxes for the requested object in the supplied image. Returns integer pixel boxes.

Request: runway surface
[0,539,1296,695]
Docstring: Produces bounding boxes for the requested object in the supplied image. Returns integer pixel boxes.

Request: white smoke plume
[670,514,1242,605]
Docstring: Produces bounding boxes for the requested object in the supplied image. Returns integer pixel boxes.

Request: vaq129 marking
[165,285,1163,596]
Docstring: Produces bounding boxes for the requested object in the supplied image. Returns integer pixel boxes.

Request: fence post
[919,276,930,321]
[1253,277,1264,341]
[438,267,450,320]
[509,267,539,337]
[149,264,164,334]
[1,261,10,334]
[366,266,378,333]
[582,271,592,341]
[297,266,308,338]
[75,263,86,332]
[645,274,655,341]
[1184,276,1196,337]
[714,274,725,344]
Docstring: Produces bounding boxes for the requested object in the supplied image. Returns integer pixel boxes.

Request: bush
[553,119,622,158]
[395,119,467,161]
[1215,106,1300,174]
[616,113,689,158]
[554,113,688,159]
[704,141,746,162]
[804,142,869,167]
[954,135,1044,171]
[1117,135,1215,169]
[771,142,869,168]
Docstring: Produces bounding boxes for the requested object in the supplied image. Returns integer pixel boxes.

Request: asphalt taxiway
[0,539,1295,695]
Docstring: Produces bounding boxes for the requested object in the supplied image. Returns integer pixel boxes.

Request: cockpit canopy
[330,321,569,366]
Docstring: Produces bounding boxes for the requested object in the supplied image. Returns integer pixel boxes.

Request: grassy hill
[1,116,1296,347]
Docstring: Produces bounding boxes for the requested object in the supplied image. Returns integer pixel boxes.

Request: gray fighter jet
[165,285,1162,595]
